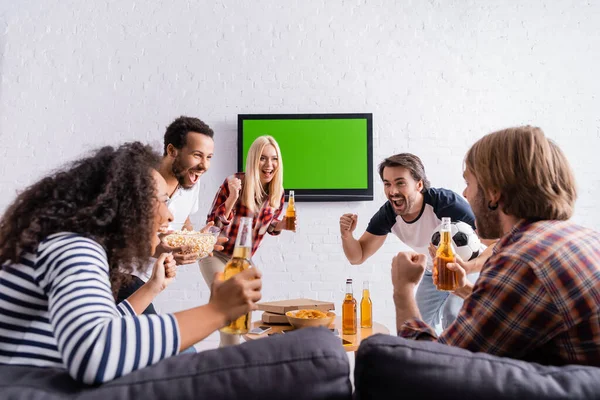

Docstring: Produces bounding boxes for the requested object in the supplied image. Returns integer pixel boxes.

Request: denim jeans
[180,346,197,355]
[415,272,480,332]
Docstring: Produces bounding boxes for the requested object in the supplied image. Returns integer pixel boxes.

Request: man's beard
[471,186,503,239]
[171,156,205,190]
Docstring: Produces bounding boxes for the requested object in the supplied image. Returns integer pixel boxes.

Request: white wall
[1,1,599,333]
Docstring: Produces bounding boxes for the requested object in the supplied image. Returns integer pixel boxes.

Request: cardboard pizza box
[257,298,335,315]
[261,311,291,324]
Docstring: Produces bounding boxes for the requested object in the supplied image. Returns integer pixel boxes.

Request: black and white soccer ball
[431,221,481,261]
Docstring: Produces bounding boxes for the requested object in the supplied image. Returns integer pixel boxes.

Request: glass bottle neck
[345,283,353,294]
[234,217,253,249]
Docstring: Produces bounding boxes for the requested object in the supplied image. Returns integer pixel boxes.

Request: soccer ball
[431,221,481,261]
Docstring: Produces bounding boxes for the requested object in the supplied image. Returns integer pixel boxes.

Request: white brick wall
[1,1,600,334]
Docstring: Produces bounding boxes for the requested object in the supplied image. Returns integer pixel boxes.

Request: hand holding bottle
[432,255,469,292]
[210,268,262,323]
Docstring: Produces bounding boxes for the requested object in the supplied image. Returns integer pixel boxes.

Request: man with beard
[339,153,481,330]
[117,116,214,330]
[156,115,214,245]
[391,126,600,366]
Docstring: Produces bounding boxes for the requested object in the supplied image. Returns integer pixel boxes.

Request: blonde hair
[464,126,576,221]
[241,135,284,213]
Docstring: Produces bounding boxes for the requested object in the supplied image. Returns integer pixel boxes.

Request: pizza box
[261,311,291,324]
[257,298,335,315]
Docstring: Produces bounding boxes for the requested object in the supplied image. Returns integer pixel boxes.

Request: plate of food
[163,229,219,260]
[285,309,336,329]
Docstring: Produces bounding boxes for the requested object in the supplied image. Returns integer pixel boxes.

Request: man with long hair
[392,126,600,366]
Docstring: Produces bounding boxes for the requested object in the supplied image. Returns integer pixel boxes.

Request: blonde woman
[200,135,296,346]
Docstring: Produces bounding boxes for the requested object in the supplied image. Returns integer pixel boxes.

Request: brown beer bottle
[342,278,357,334]
[360,280,372,328]
[285,190,296,230]
[435,217,459,291]
[220,216,253,335]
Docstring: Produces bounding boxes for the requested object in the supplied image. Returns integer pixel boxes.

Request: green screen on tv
[238,114,373,202]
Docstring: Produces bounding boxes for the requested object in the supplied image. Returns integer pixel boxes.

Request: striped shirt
[399,219,600,366]
[0,233,180,384]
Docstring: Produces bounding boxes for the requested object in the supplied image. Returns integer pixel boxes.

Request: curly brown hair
[0,142,161,295]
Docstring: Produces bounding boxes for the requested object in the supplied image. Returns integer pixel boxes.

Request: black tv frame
[237,113,373,202]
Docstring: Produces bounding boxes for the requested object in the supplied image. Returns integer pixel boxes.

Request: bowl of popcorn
[163,229,219,260]
[285,309,336,329]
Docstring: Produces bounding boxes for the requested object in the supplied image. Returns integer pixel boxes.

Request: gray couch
[354,334,600,400]
[0,327,352,400]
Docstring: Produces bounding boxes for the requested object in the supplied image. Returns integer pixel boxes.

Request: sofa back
[355,334,600,400]
[0,327,352,400]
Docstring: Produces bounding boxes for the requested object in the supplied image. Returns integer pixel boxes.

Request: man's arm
[390,252,430,335]
[342,231,387,265]
[395,253,564,359]
[466,243,495,274]
[394,289,422,334]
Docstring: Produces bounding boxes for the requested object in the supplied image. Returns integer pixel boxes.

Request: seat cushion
[355,334,600,400]
[0,327,352,400]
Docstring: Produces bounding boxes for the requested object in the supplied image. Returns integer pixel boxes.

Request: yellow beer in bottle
[360,280,372,328]
[285,190,296,230]
[220,216,253,335]
[342,278,357,334]
[435,217,459,291]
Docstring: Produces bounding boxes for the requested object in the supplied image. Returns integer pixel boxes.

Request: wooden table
[243,316,390,352]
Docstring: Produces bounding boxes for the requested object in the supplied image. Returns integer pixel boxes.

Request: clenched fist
[339,213,358,238]
[391,252,427,290]
[227,177,242,201]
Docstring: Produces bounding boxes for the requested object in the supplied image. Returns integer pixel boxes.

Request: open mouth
[157,225,170,237]
[262,169,274,179]
[188,170,203,184]
[391,198,406,210]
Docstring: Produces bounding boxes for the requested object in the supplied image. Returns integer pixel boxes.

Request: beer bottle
[285,190,296,230]
[434,217,459,291]
[342,278,357,335]
[360,280,372,328]
[219,216,253,335]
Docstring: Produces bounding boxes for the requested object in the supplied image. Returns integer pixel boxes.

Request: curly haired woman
[0,142,262,384]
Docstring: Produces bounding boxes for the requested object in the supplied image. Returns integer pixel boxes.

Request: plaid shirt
[399,219,600,366]
[206,173,284,257]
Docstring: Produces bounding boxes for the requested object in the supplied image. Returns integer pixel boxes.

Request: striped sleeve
[37,234,180,384]
[116,300,136,317]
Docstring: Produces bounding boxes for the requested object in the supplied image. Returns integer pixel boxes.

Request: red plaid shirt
[206,173,285,257]
[399,219,600,366]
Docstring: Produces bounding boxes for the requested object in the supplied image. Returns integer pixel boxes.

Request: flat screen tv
[238,113,373,202]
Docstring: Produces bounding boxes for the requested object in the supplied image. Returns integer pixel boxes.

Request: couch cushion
[355,334,600,400]
[0,327,351,400]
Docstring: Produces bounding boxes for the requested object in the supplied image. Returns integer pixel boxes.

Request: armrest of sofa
[0,327,352,400]
[354,334,600,400]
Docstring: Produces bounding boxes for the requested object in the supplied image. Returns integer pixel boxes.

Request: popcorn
[163,230,218,259]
